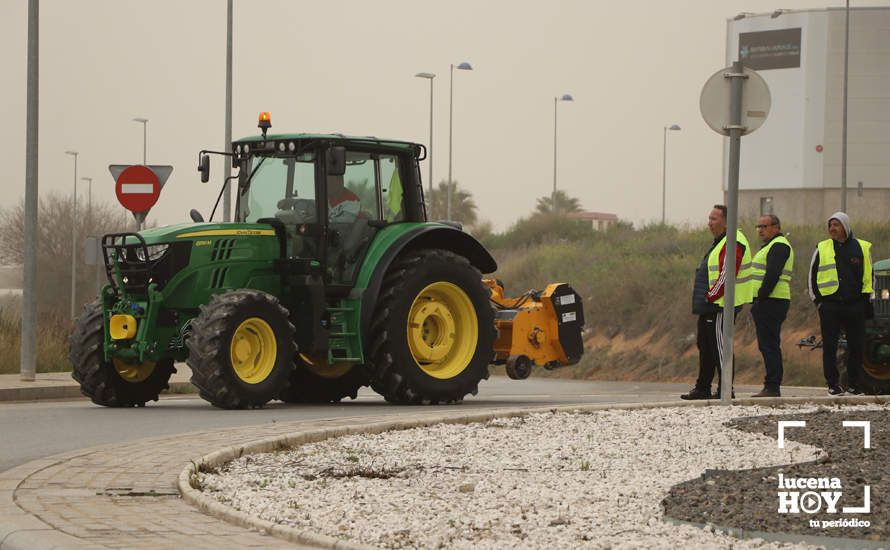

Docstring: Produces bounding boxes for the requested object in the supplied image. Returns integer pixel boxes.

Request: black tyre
[367,249,495,404]
[187,289,295,409]
[278,354,368,404]
[860,328,890,394]
[70,300,175,407]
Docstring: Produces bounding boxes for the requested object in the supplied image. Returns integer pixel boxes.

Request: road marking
[120,183,154,194]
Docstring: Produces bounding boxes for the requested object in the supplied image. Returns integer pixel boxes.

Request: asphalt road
[0,377,696,474]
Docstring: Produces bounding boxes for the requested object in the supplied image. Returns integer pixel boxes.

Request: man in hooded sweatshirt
[808,212,874,395]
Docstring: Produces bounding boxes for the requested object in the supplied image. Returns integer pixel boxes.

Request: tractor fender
[357,225,497,337]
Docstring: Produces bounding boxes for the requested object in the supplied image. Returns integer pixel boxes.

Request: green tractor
[69,114,584,408]
[861,257,890,393]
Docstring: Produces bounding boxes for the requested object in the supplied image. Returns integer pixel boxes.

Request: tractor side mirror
[327,146,346,177]
[199,154,210,183]
[189,209,205,223]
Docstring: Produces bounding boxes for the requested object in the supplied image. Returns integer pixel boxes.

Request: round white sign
[700,65,771,136]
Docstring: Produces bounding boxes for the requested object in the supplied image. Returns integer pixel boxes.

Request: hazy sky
[2,0,885,231]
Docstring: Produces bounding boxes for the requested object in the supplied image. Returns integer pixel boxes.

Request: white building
[725,7,890,225]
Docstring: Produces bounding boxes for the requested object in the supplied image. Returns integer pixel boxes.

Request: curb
[665,516,888,550]
[0,381,194,403]
[177,396,890,549]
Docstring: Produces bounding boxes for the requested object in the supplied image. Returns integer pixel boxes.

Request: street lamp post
[223,0,233,222]
[841,0,850,211]
[132,117,148,164]
[65,150,78,318]
[662,124,681,224]
[414,72,436,203]
[447,61,472,221]
[552,93,574,214]
[82,176,100,295]
[81,176,92,229]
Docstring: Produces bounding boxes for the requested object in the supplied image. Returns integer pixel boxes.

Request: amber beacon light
[258,111,272,137]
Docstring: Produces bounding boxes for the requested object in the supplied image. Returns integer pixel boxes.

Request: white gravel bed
[200,405,838,549]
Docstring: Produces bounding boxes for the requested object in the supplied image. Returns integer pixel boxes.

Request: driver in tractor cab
[327,175,361,223]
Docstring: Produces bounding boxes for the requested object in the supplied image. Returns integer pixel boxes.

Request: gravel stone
[200,405,885,548]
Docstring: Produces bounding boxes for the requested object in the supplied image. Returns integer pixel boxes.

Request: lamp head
[456,62,473,70]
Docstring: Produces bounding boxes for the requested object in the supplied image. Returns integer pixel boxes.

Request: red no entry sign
[115,165,160,213]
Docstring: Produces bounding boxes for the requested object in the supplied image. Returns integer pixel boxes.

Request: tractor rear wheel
[187,290,295,409]
[70,300,175,407]
[368,249,494,404]
[278,354,368,403]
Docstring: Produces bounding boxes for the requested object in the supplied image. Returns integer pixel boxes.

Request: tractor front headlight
[882,289,889,300]
[135,244,170,262]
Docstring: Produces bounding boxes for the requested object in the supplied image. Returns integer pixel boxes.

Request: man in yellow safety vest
[808,212,874,396]
[749,214,793,397]
[682,204,753,400]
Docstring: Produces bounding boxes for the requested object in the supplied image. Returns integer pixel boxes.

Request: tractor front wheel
[368,249,494,404]
[70,300,175,407]
[187,290,295,409]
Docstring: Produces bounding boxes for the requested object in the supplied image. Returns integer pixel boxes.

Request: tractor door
[324,150,405,288]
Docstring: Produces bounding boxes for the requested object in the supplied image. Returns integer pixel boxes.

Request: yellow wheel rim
[406,281,478,379]
[230,317,277,384]
[299,353,353,379]
[112,358,156,383]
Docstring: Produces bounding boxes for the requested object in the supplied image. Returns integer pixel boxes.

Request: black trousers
[695,310,737,391]
[751,298,790,390]
[819,300,866,388]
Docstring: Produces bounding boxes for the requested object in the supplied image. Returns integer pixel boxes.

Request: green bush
[0,295,73,374]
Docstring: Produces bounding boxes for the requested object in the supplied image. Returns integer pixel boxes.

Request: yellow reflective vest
[707,230,754,306]
[750,235,793,300]
[814,238,873,296]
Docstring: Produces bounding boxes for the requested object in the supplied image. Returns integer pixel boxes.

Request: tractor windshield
[238,152,316,223]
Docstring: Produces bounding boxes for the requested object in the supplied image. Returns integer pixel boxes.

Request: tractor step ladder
[327,304,362,363]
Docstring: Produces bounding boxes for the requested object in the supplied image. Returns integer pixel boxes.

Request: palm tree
[426,181,477,226]
[534,190,582,216]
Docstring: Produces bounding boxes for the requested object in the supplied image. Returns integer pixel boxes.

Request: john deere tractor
[69,113,584,408]
[862,257,890,393]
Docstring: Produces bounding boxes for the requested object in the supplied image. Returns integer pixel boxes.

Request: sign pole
[719,60,746,404]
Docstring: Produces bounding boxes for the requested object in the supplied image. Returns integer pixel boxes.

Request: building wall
[736,187,890,225]
[725,8,890,199]
[822,8,890,192]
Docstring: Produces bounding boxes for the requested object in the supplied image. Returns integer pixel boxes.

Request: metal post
[427,76,434,200]
[445,62,472,221]
[223,0,233,222]
[841,0,850,211]
[82,176,98,295]
[552,96,558,213]
[414,72,436,205]
[21,0,39,381]
[720,61,746,404]
[661,124,680,224]
[65,151,78,318]
[447,63,454,221]
[662,126,667,224]
[132,118,148,165]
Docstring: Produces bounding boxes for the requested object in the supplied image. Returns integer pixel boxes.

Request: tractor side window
[379,155,405,222]
[326,152,380,285]
[339,153,378,220]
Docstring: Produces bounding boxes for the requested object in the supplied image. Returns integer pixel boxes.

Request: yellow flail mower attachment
[484,279,585,379]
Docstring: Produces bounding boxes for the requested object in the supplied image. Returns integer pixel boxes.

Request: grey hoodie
[828,211,852,239]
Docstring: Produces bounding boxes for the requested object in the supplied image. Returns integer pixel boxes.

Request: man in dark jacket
[808,212,874,395]
[682,204,751,400]
[749,214,793,397]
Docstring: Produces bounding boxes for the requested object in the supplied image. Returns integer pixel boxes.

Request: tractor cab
[226,115,425,291]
